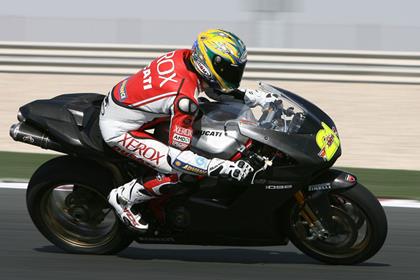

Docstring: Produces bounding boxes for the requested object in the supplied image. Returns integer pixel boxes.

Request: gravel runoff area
[1,73,420,171]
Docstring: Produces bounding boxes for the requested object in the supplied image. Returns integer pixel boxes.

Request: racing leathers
[100,49,256,231]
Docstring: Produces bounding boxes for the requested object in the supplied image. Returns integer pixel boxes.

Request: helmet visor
[212,57,246,90]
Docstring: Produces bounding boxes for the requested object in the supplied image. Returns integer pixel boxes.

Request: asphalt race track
[1,188,419,280]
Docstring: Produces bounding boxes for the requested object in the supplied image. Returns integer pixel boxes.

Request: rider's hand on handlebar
[208,159,254,181]
[243,88,280,108]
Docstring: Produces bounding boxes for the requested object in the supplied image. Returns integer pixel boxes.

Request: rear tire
[27,156,133,254]
[287,184,387,265]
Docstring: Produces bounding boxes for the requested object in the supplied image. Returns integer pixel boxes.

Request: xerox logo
[156,51,178,88]
[117,134,165,165]
[143,51,178,90]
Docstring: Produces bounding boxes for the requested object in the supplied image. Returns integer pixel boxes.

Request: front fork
[294,191,330,240]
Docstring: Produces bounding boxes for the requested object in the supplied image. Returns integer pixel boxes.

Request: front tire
[27,156,133,254]
[287,183,387,265]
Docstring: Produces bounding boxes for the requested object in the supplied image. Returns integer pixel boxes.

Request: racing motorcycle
[9,82,387,265]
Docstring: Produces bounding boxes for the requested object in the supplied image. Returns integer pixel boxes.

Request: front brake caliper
[294,191,329,240]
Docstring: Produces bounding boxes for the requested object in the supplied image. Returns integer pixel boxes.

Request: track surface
[1,188,419,280]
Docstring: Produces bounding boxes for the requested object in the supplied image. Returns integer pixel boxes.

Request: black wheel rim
[290,193,372,259]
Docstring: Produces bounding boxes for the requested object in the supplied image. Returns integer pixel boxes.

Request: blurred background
[0,0,419,198]
[2,0,420,50]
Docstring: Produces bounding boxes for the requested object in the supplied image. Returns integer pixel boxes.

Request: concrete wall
[1,73,419,170]
[1,0,420,51]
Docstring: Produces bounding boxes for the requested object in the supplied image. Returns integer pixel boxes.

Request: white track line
[1,182,420,209]
[379,199,420,209]
[0,182,28,189]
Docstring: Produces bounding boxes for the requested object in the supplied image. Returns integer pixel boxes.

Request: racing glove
[169,150,253,181]
[243,88,280,108]
[208,159,254,181]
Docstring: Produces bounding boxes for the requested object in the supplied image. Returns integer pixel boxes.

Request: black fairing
[19,93,115,158]
[309,169,358,190]
[13,87,349,245]
[250,86,342,184]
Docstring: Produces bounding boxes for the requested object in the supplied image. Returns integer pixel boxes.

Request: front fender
[302,169,358,233]
[307,169,357,192]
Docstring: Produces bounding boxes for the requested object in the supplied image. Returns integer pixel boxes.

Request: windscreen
[255,83,307,134]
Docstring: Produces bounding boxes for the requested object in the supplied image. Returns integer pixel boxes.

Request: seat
[20,93,111,156]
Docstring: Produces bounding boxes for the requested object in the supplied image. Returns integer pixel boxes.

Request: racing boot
[108,179,154,231]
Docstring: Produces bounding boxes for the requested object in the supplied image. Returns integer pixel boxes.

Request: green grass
[340,167,420,200]
[0,151,55,180]
[0,151,419,199]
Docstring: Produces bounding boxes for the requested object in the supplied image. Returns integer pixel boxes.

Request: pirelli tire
[286,183,388,265]
[26,156,133,254]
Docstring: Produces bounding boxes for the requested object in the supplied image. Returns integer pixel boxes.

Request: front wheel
[27,156,133,254]
[286,183,387,265]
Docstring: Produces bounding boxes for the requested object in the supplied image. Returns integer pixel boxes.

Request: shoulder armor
[177,97,198,115]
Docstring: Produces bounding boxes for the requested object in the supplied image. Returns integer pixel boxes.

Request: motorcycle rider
[100,29,276,231]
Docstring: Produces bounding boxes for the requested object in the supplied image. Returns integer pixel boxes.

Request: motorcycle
[9,82,387,264]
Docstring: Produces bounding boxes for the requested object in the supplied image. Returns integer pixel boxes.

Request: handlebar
[258,100,304,133]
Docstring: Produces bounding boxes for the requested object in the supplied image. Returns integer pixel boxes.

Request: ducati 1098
[10,82,387,265]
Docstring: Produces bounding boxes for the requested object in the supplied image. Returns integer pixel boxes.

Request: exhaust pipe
[17,110,25,122]
[10,122,64,152]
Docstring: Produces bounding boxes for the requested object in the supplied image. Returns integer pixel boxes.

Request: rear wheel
[286,184,387,264]
[27,156,133,254]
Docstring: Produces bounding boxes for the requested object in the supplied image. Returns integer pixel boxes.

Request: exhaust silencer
[9,122,63,152]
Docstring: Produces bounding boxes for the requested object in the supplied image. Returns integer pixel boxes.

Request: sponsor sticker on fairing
[200,130,223,137]
[265,184,293,190]
[308,183,332,192]
[315,122,340,161]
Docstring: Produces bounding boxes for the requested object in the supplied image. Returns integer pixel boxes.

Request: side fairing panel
[190,102,251,159]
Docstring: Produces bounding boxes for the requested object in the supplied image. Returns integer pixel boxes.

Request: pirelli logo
[308,183,332,192]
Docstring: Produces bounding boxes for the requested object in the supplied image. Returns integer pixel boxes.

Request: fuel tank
[190,102,254,159]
